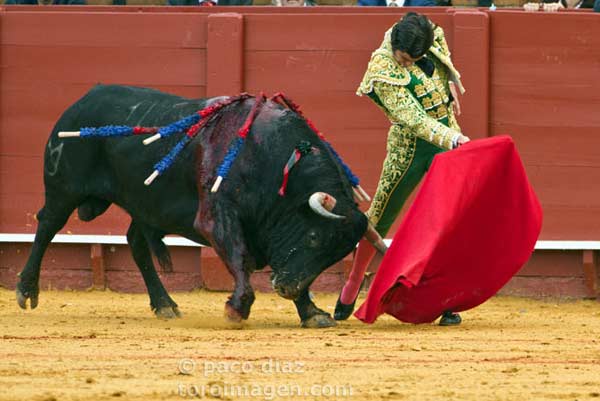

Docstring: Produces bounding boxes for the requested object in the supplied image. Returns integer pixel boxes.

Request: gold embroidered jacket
[357,24,465,150]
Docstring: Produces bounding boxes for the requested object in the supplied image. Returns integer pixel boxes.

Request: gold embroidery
[372,81,457,150]
[366,126,416,225]
[411,68,426,81]
[414,84,427,98]
[357,24,465,97]
[428,105,448,121]
[423,79,436,94]
[437,106,449,120]
[422,97,434,110]
[357,23,465,222]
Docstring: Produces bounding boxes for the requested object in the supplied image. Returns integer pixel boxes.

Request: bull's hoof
[224,303,244,324]
[16,286,39,310]
[154,306,182,320]
[301,313,337,328]
[439,311,462,326]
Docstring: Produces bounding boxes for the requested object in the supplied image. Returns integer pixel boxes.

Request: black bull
[16,84,382,328]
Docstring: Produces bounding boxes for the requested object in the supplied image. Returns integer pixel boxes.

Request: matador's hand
[523,2,540,11]
[457,135,470,147]
[449,82,461,116]
[542,1,564,11]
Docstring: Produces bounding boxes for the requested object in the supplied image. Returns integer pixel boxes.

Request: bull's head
[269,191,384,300]
[233,102,387,302]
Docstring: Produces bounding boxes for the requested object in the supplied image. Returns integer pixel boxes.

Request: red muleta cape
[355,135,543,324]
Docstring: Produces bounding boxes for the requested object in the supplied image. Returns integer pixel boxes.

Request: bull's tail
[144,226,173,273]
[146,232,174,273]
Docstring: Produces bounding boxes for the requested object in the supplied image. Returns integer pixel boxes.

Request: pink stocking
[340,238,377,304]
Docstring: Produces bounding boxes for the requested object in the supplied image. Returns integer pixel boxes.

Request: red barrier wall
[0,7,598,298]
[489,11,600,240]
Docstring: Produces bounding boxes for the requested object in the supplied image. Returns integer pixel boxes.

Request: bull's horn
[364,222,387,254]
[308,192,345,220]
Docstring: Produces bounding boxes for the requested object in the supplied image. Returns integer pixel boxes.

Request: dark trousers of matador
[369,136,445,237]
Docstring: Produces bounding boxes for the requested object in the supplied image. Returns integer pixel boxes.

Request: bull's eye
[306,230,320,248]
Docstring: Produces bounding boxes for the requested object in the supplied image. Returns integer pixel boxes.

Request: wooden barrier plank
[1,12,208,48]
[105,270,202,293]
[490,11,600,48]
[517,250,583,277]
[206,13,243,97]
[491,94,600,131]
[0,243,91,271]
[1,243,595,298]
[489,12,600,144]
[0,193,132,235]
[245,51,375,93]
[244,13,455,51]
[525,165,600,210]
[0,84,207,155]
[0,72,207,159]
[0,195,44,234]
[451,10,489,139]
[104,245,202,273]
[538,206,600,241]
[489,7,600,228]
[499,276,590,299]
[507,129,600,168]
[1,47,207,87]
[582,250,598,298]
[0,156,43,195]
[90,243,106,290]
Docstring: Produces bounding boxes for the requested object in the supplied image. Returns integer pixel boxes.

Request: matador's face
[393,50,423,68]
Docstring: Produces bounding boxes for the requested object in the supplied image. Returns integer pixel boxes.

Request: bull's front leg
[195,213,256,323]
[221,252,256,323]
[294,288,337,328]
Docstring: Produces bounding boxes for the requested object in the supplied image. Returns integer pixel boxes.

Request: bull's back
[45,84,212,240]
[57,84,210,131]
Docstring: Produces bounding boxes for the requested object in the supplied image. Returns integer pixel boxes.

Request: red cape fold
[355,135,543,324]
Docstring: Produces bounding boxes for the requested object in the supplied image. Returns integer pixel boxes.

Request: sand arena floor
[0,288,599,401]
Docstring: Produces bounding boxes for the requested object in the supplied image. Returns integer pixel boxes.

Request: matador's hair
[391,12,434,59]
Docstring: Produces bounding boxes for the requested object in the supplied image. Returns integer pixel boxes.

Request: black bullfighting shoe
[334,296,356,321]
[439,311,462,326]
